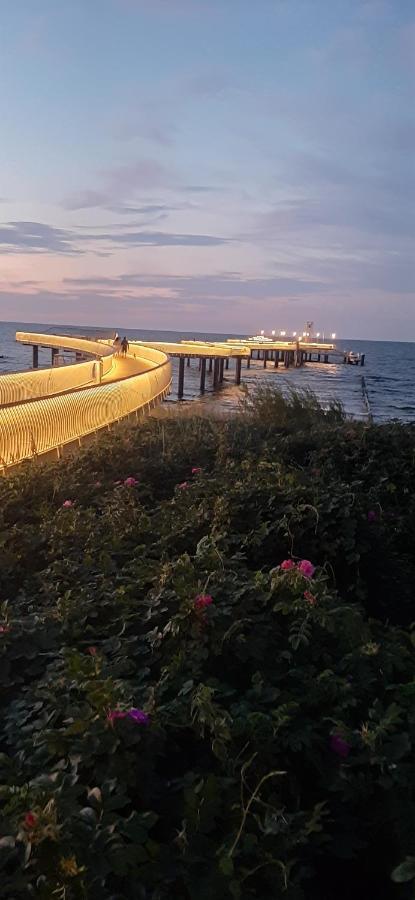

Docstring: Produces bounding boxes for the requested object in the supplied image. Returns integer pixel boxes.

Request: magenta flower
[195,593,213,609]
[298,559,315,578]
[62,499,74,508]
[330,733,351,758]
[0,625,10,634]
[87,646,97,656]
[24,812,38,830]
[304,590,317,605]
[280,559,296,571]
[128,708,150,724]
[178,481,189,490]
[191,467,202,475]
[107,709,127,722]
[367,510,377,522]
[124,476,138,487]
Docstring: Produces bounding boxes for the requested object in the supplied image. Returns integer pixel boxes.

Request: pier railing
[0,337,171,472]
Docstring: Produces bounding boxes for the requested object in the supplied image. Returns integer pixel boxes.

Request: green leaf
[391,857,415,883]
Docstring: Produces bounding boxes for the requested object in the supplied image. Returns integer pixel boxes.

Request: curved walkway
[0,333,172,472]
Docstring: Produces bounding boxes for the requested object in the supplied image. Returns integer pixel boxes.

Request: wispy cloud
[62,159,173,210]
[0,220,231,254]
[0,222,79,255]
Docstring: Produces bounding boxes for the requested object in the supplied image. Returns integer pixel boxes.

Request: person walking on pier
[113,334,121,355]
[121,336,129,357]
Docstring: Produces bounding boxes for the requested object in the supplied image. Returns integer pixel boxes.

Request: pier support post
[32,345,39,368]
[246,355,251,368]
[284,351,289,368]
[274,353,279,368]
[324,354,329,364]
[208,358,213,373]
[200,357,206,392]
[52,348,59,366]
[219,358,224,382]
[235,357,242,385]
[360,354,365,367]
[213,358,220,388]
[187,357,191,367]
[263,350,268,368]
[178,357,185,399]
[225,358,229,370]
[318,353,321,362]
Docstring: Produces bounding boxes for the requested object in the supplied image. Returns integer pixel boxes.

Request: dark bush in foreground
[1,390,415,899]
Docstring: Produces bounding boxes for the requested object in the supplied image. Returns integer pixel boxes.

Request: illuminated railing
[0,337,171,471]
[0,360,101,406]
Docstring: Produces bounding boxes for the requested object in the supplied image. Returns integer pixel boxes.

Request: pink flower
[280,559,296,571]
[195,594,213,609]
[62,499,74,508]
[94,481,102,488]
[124,476,138,487]
[87,646,97,656]
[330,733,351,758]
[128,708,150,725]
[191,467,202,475]
[0,625,10,634]
[23,812,38,829]
[304,590,317,605]
[106,709,127,722]
[367,510,376,522]
[298,560,315,578]
[178,482,189,490]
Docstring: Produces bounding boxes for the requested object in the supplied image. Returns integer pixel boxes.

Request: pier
[0,331,365,473]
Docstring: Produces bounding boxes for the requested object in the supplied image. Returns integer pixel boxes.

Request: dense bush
[1,389,415,899]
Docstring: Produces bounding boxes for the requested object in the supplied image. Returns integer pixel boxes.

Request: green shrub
[1,390,415,898]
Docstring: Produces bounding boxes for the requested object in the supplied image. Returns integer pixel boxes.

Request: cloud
[0,220,230,254]
[0,221,79,255]
[62,271,324,299]
[80,231,230,247]
[62,159,173,210]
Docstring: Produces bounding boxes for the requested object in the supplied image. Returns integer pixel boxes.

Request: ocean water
[1,320,415,423]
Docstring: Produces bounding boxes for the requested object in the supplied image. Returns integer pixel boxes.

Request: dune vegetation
[1,387,415,899]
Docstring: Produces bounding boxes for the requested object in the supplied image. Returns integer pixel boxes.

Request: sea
[1,320,415,423]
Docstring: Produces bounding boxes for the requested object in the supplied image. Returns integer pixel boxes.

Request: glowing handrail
[0,336,171,471]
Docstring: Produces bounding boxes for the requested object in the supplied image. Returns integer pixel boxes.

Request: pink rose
[298,560,315,578]
[191,467,202,475]
[62,499,74,508]
[195,594,213,609]
[124,477,138,487]
[280,559,296,571]
[178,482,189,490]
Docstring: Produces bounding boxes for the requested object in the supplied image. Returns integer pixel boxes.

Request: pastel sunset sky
[0,0,414,338]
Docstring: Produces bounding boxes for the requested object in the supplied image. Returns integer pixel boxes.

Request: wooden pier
[0,331,367,473]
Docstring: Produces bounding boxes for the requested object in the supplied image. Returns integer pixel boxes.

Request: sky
[0,0,414,339]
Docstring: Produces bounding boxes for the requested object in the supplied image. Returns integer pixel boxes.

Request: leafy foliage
[1,390,415,898]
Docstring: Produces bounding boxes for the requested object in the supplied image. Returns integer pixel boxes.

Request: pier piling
[32,345,39,368]
[200,357,206,392]
[235,357,242,385]
[178,357,185,399]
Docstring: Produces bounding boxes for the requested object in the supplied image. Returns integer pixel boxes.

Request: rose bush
[0,390,415,898]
